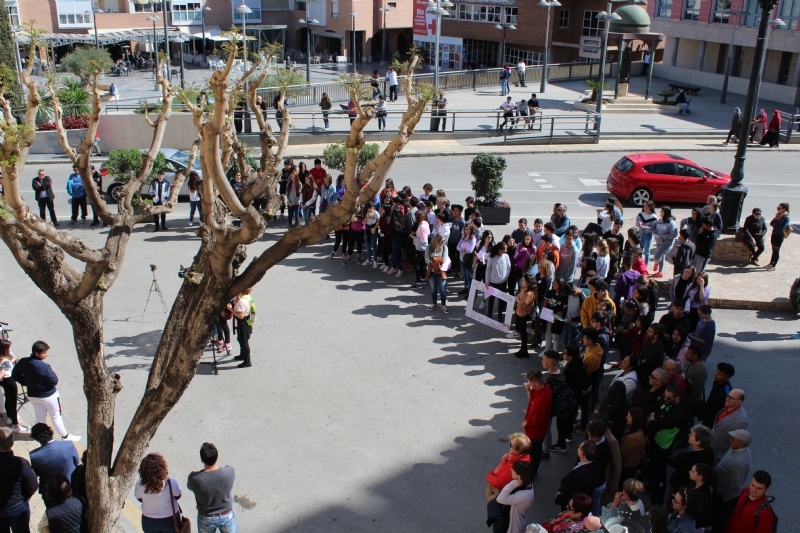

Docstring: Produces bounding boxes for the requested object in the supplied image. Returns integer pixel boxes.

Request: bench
[668,83,702,95]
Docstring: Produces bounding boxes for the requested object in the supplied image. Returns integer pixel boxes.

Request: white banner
[465,280,515,332]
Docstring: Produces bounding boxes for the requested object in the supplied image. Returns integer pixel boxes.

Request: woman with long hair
[320,174,334,214]
[597,201,617,234]
[652,206,677,278]
[669,266,696,309]
[474,230,495,297]
[343,206,366,265]
[485,241,511,321]
[297,161,309,182]
[412,210,431,288]
[535,253,555,305]
[187,170,203,227]
[667,487,699,533]
[511,274,537,357]
[457,224,478,295]
[541,277,567,353]
[666,325,690,372]
[595,239,610,281]
[684,272,709,330]
[619,406,647,488]
[0,339,27,433]
[597,380,628,442]
[286,169,302,227]
[387,208,406,277]
[425,233,449,313]
[135,453,182,533]
[300,174,318,224]
[636,200,658,266]
[606,238,620,283]
[510,233,535,291]
[765,202,791,271]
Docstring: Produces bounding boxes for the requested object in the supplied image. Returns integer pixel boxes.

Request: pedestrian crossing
[525,171,606,190]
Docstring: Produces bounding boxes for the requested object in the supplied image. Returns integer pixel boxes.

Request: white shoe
[506,331,520,338]
[395,269,403,278]
[188,221,194,226]
[383,265,390,273]
[373,261,379,268]
[12,424,30,433]
[478,300,486,310]
[362,259,370,266]
[387,268,397,275]
[63,434,81,442]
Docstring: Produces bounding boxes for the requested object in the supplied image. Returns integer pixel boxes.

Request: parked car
[606,153,731,206]
[101,148,201,201]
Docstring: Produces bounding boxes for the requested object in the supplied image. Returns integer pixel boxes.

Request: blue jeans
[142,515,176,533]
[429,274,446,305]
[302,206,315,224]
[391,242,403,269]
[189,200,203,222]
[0,500,30,533]
[288,204,300,226]
[562,320,581,347]
[500,79,509,95]
[461,263,473,293]
[197,510,237,533]
[640,231,654,265]
[365,231,378,261]
[653,240,674,273]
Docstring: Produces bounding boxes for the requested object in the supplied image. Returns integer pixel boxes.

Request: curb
[655,280,794,312]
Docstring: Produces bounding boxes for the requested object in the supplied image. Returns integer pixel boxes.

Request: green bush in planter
[323,142,380,175]
[470,153,507,206]
[104,150,167,186]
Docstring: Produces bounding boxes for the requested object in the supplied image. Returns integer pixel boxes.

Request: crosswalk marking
[540,185,554,189]
[527,172,541,177]
[579,178,605,187]
[533,179,547,183]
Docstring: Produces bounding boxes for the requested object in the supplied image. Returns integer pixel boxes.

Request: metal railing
[778,111,799,144]
[501,112,601,145]
[254,61,612,108]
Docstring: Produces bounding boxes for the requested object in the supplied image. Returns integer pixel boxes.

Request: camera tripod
[201,328,231,376]
[142,266,168,318]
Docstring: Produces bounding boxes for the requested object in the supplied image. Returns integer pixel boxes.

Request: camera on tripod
[178,265,189,279]
[150,264,157,272]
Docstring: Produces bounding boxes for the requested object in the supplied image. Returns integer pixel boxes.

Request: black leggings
[486,281,508,320]
[769,232,785,267]
[333,229,348,254]
[415,250,427,282]
[0,377,19,425]
[515,315,529,356]
[555,413,574,447]
[216,316,230,344]
[347,229,364,257]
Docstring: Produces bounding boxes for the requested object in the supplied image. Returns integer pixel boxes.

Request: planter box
[479,206,511,225]
[30,128,88,155]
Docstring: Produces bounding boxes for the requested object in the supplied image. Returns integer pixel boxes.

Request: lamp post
[538,0,560,93]
[147,15,160,90]
[378,5,391,64]
[236,3,252,60]
[426,0,451,89]
[595,7,622,113]
[350,11,357,72]
[751,17,786,116]
[86,9,103,49]
[722,0,780,233]
[493,22,516,68]
[161,0,170,68]
[719,9,745,103]
[298,17,319,83]
[196,5,211,63]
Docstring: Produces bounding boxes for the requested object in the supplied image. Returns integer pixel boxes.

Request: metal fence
[253,61,612,108]
[502,112,601,145]
[778,111,800,144]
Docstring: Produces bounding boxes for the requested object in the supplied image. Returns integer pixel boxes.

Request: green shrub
[104,149,167,185]
[323,142,380,175]
[470,153,507,205]
[226,155,259,181]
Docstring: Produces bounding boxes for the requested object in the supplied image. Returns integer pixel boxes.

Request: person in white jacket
[485,242,511,321]
[497,462,535,533]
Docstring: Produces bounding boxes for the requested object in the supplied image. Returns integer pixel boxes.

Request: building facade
[648,0,800,105]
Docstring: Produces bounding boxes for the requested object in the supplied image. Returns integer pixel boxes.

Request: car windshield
[169,151,201,171]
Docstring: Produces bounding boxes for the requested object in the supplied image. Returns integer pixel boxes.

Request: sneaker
[395,270,403,277]
[233,355,245,361]
[765,264,775,271]
[551,445,569,453]
[225,343,232,351]
[478,300,486,310]
[457,289,468,295]
[63,434,81,442]
[330,252,336,259]
[189,221,195,227]
[237,361,252,368]
[651,272,664,278]
[383,265,391,273]
[565,437,574,443]
[427,304,438,310]
[362,259,371,266]
[373,261,379,268]
[506,331,520,338]
[12,424,30,433]
[387,268,397,275]
[342,259,351,265]
[90,221,100,227]
[441,306,449,314]
[413,282,425,289]
[541,453,551,460]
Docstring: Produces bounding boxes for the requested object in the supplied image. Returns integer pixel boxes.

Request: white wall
[96,112,200,152]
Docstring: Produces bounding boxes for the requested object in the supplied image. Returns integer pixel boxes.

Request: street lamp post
[298,18,319,83]
[378,5,391,64]
[752,17,786,116]
[426,0,452,89]
[197,6,211,63]
[86,9,103,49]
[236,4,252,60]
[493,22,516,68]
[161,0,170,68]
[147,15,161,90]
[538,0,561,93]
[350,12,357,72]
[722,0,780,233]
[720,9,745,104]
[595,7,622,114]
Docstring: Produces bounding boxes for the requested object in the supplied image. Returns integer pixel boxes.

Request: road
[1,151,797,531]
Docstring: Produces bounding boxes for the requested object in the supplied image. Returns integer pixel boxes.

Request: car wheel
[108,184,123,202]
[629,188,652,207]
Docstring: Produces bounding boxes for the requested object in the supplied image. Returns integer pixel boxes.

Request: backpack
[548,373,577,416]
[499,69,508,80]
[753,496,778,533]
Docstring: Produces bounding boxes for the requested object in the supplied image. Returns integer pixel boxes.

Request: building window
[172,2,200,22]
[505,47,544,66]
[233,8,261,20]
[559,10,569,27]
[732,45,744,76]
[777,51,792,84]
[463,38,499,68]
[6,1,19,26]
[134,2,153,11]
[715,43,728,74]
[331,0,338,17]
[655,0,672,18]
[683,0,700,20]
[741,0,762,26]
[712,0,731,22]
[582,11,604,36]
[455,4,516,23]
[777,0,799,29]
[294,1,306,10]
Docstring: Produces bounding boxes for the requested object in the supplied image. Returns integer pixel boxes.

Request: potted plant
[131,195,154,216]
[470,153,510,225]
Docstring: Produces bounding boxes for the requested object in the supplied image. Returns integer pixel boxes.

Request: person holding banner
[425,233,450,313]
[512,274,538,358]
[486,242,512,322]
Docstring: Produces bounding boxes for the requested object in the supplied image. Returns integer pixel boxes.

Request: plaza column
[614,38,625,99]
[644,40,656,100]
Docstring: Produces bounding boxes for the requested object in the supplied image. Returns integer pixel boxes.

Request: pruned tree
[0,25,434,531]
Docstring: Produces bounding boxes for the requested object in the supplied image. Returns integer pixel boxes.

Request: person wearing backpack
[229,288,256,369]
[499,65,511,96]
[725,470,776,533]
[65,165,87,224]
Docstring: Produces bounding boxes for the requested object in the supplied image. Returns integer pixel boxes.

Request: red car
[607,153,731,206]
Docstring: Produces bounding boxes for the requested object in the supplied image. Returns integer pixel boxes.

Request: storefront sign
[579,36,602,59]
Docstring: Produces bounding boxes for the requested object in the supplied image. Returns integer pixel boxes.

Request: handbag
[784,225,792,239]
[734,227,745,243]
[167,479,192,533]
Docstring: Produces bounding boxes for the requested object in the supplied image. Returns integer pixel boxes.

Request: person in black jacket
[700,362,734,428]
[555,441,603,510]
[670,229,695,276]
[563,345,591,435]
[667,424,714,502]
[89,165,105,228]
[693,218,717,272]
[32,169,59,226]
[635,322,665,384]
[659,305,690,353]
[646,384,684,505]
[44,474,86,533]
[742,207,768,266]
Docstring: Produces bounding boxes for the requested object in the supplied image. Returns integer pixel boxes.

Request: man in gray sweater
[710,388,748,463]
[712,429,752,533]
[556,229,579,283]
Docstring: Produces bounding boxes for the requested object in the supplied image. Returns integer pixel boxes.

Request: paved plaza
[3,150,799,531]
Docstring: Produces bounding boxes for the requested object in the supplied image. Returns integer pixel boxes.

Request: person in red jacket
[523,369,552,478]
[485,433,531,501]
[726,470,775,533]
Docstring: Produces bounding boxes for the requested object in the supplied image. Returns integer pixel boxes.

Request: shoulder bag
[734,227,745,243]
[168,479,192,533]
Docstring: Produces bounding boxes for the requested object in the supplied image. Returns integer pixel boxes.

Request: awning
[312,29,344,40]
[185,26,253,42]
[16,28,185,46]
